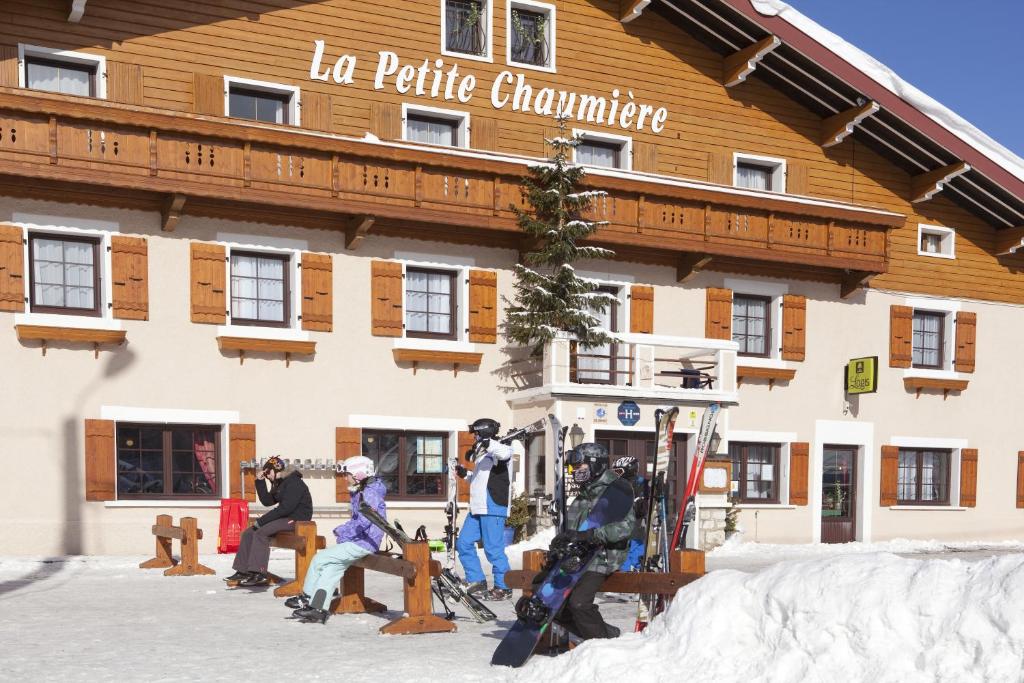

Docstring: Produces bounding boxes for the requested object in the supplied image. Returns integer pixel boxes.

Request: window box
[392,348,483,375]
[736,365,795,389]
[216,335,315,366]
[19,44,106,99]
[224,76,300,125]
[507,0,556,72]
[732,153,786,193]
[903,376,969,398]
[16,323,125,357]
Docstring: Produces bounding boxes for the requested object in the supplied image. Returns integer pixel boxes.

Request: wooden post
[139,514,176,569]
[521,549,546,599]
[379,541,456,635]
[165,517,215,576]
[335,564,388,614]
[274,521,319,598]
[669,548,705,576]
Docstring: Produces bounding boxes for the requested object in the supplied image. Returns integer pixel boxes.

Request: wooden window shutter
[108,62,144,105]
[0,46,18,88]
[629,284,654,334]
[370,260,403,337]
[633,141,658,173]
[786,161,808,195]
[468,269,498,343]
[84,419,116,501]
[369,102,402,140]
[302,91,332,132]
[110,236,149,320]
[190,242,227,324]
[959,448,978,508]
[781,294,806,361]
[705,287,732,340]
[229,424,256,502]
[457,431,476,503]
[954,311,976,373]
[193,73,223,116]
[301,252,333,332]
[707,151,732,185]
[889,305,913,368]
[336,427,362,503]
[880,445,899,507]
[0,224,25,312]
[788,442,809,505]
[472,117,498,151]
[1017,452,1024,509]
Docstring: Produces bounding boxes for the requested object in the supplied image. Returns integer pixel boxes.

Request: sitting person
[225,455,313,587]
[289,455,386,623]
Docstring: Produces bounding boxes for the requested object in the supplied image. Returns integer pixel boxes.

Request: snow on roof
[750,0,1024,185]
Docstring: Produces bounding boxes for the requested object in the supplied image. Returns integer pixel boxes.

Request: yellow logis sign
[845,356,878,395]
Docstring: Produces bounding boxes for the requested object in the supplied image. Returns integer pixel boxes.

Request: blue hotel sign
[617,401,641,426]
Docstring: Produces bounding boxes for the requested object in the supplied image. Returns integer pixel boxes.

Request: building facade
[2,0,1024,555]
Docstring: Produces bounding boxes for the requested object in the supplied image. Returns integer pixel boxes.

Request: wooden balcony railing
[0,89,902,272]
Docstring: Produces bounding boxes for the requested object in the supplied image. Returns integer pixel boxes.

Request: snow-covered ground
[3,538,1023,682]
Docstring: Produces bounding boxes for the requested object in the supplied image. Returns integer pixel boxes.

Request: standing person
[226,456,313,587]
[454,417,515,601]
[544,442,635,640]
[289,455,385,624]
[612,455,648,572]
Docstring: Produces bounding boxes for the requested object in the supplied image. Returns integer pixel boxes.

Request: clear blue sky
[784,0,1024,158]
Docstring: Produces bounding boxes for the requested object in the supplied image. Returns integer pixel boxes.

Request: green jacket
[565,470,636,575]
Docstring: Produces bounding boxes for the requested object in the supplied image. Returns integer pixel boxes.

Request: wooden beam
[840,270,874,298]
[344,214,375,250]
[676,252,712,282]
[723,35,781,88]
[68,0,87,22]
[821,101,879,148]
[620,0,650,23]
[911,162,970,204]
[161,193,187,232]
[994,226,1024,256]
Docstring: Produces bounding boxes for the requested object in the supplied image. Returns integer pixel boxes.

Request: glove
[250,519,261,531]
[455,465,467,478]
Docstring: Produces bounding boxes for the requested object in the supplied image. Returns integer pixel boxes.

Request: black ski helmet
[567,442,609,485]
[611,455,639,479]
[470,417,501,440]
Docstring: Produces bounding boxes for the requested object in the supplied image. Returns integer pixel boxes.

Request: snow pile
[506,527,557,560]
[750,0,1024,183]
[521,553,1024,682]
[712,537,1024,558]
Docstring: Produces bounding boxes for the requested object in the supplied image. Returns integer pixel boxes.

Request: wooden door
[596,430,688,520]
[821,445,858,543]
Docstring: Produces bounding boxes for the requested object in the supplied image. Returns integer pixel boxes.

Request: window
[20,45,105,98]
[574,286,622,384]
[403,107,469,148]
[230,251,290,327]
[225,78,299,125]
[28,233,101,316]
[918,224,956,259]
[405,268,457,339]
[912,310,945,369]
[116,424,221,499]
[508,1,555,71]
[574,132,631,170]
[444,0,489,59]
[361,430,447,500]
[732,294,771,357]
[897,448,951,505]
[729,442,780,503]
[733,154,786,193]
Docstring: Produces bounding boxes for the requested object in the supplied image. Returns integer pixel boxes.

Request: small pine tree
[504,116,616,354]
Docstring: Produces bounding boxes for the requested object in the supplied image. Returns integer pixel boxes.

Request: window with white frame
[405,267,457,340]
[225,77,299,125]
[918,224,956,259]
[733,153,786,193]
[403,105,469,148]
[897,448,951,505]
[574,131,631,170]
[443,0,491,60]
[230,251,290,327]
[28,232,102,316]
[732,294,771,357]
[911,309,947,370]
[508,0,555,71]
[729,442,781,503]
[20,44,106,98]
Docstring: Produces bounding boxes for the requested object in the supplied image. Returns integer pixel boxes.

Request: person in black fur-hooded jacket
[226,455,313,587]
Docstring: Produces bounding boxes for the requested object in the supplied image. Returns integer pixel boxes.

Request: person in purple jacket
[288,455,386,624]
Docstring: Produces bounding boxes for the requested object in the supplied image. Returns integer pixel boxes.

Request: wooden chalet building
[3,0,1024,554]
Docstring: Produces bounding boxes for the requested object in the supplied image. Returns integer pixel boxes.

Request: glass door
[821,445,857,543]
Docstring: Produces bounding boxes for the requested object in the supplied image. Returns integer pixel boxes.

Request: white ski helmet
[340,455,374,481]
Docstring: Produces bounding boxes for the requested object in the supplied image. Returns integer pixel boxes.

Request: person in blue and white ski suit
[455,417,515,601]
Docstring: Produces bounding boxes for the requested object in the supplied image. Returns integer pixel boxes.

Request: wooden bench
[266,521,326,598]
[139,514,215,577]
[335,541,454,635]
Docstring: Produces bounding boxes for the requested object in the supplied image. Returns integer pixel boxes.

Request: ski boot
[465,581,488,598]
[284,593,310,610]
[292,607,329,624]
[224,571,252,583]
[604,624,621,639]
[238,572,270,587]
[482,587,512,601]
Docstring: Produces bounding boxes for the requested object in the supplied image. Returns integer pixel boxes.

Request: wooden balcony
[0,89,902,274]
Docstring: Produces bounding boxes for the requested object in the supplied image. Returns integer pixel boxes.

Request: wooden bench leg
[379,542,455,635]
[165,517,215,577]
[334,565,387,614]
[140,514,177,570]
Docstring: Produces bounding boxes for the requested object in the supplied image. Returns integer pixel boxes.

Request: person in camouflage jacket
[547,442,636,640]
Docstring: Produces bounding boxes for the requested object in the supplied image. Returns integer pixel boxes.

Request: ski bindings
[515,595,549,624]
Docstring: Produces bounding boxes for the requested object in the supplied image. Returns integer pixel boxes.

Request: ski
[547,414,568,533]
[359,502,411,546]
[669,403,722,552]
[634,406,679,632]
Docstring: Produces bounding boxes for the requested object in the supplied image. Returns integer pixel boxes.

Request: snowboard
[490,476,634,668]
